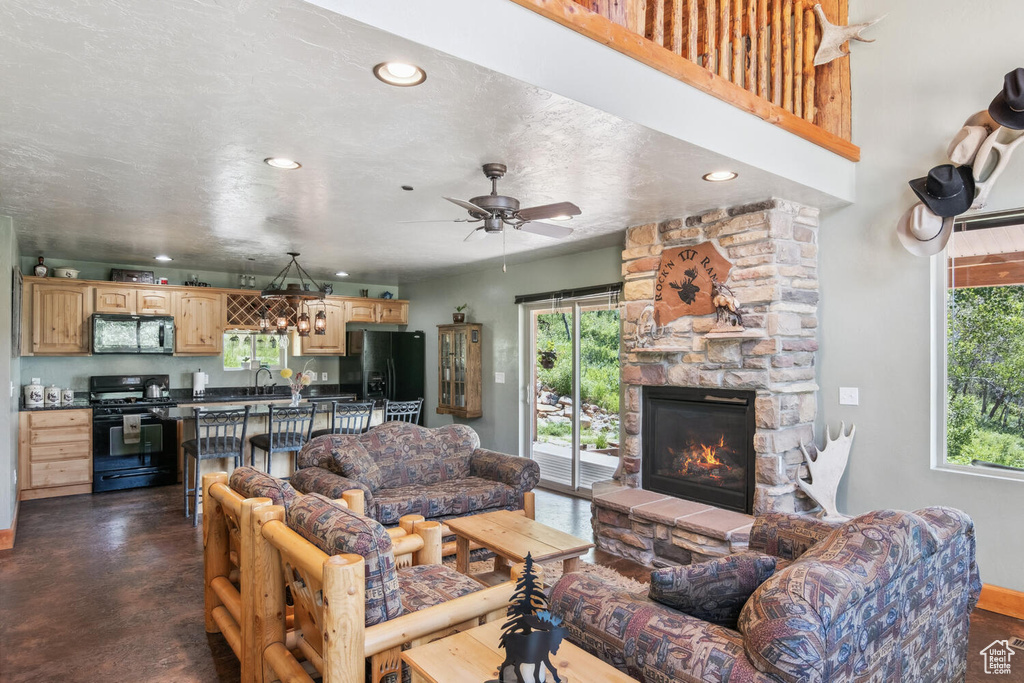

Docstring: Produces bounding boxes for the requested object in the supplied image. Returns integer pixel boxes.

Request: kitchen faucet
[254,367,274,395]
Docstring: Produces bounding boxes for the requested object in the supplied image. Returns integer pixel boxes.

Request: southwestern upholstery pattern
[373,478,519,526]
[294,423,538,525]
[229,466,298,507]
[395,563,482,613]
[649,552,777,628]
[739,507,981,683]
[285,493,404,626]
[553,507,981,683]
[747,512,840,566]
[551,573,775,683]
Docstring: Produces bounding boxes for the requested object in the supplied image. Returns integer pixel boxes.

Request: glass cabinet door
[439,330,452,407]
[454,328,466,408]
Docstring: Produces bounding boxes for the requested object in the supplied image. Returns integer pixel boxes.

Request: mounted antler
[813,5,885,66]
[797,422,855,521]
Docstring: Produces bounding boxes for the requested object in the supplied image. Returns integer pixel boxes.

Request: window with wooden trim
[942,211,1024,476]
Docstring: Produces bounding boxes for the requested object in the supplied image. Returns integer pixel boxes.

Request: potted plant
[453,304,468,324]
[537,347,557,370]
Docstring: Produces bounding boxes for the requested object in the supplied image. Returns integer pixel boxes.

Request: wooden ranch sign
[654,242,732,325]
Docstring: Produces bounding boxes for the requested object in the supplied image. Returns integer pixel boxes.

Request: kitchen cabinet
[345,299,409,325]
[174,290,224,355]
[292,300,347,355]
[18,409,93,500]
[94,286,172,315]
[29,280,92,355]
[436,323,482,418]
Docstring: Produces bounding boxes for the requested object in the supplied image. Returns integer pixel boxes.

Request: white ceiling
[0,0,846,284]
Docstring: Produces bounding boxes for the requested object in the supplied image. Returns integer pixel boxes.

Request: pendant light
[260,252,328,337]
[296,303,311,338]
[314,306,327,335]
[259,307,270,331]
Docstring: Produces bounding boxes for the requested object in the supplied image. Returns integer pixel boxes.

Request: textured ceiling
[1,0,841,283]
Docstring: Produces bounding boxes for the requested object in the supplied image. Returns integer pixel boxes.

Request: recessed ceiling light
[154,255,173,261]
[703,170,738,182]
[550,215,573,221]
[264,157,301,170]
[335,271,349,277]
[373,62,427,87]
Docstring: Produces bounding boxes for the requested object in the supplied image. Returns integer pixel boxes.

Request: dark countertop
[20,400,91,412]
[153,397,365,421]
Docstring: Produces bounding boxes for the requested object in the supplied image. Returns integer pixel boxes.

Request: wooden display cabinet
[436,323,482,419]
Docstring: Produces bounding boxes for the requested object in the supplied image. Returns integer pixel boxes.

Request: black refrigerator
[339,330,426,421]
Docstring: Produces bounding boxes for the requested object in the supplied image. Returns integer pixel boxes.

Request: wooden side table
[446,510,594,584]
[401,618,636,683]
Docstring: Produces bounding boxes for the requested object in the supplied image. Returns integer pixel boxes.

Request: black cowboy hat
[989,67,1024,130]
[908,164,975,218]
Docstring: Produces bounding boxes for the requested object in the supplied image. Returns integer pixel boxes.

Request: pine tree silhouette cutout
[500,553,548,647]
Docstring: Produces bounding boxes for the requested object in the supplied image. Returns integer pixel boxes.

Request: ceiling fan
[408,163,581,242]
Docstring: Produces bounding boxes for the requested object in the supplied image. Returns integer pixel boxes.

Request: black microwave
[92,314,175,354]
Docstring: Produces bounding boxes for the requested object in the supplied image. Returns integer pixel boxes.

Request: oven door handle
[99,467,167,479]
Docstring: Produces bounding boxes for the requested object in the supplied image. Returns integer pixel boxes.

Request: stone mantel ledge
[595,487,752,541]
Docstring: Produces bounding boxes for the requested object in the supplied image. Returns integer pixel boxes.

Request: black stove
[90,375,178,492]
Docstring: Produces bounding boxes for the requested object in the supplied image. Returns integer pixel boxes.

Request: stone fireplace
[592,198,822,566]
[642,386,756,514]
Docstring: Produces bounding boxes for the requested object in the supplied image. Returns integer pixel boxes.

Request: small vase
[290,391,302,407]
[453,312,465,323]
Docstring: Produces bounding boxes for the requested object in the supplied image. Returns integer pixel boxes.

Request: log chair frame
[202,472,441,683]
[250,501,518,683]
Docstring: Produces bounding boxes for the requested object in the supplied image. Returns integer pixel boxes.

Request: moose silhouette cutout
[496,553,568,683]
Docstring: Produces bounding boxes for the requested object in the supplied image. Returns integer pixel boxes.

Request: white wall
[1,217,20,529]
[819,0,1024,591]
[402,245,623,454]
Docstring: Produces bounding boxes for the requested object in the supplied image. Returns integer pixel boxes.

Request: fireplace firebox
[641,387,756,514]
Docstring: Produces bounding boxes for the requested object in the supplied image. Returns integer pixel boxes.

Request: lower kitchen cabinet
[18,409,93,500]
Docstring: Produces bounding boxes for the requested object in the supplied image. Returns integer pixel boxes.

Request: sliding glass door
[522,294,620,495]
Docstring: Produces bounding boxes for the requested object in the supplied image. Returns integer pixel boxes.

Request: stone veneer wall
[617,198,822,515]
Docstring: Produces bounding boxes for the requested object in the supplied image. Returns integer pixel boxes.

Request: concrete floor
[0,484,1021,682]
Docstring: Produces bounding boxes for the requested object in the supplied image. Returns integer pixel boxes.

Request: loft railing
[508,0,858,161]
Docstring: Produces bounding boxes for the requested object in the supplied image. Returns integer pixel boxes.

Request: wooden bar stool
[182,406,251,526]
[249,403,317,475]
[310,400,375,438]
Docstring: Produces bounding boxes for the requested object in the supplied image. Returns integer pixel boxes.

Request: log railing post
[731,0,742,85]
[757,0,769,99]
[718,0,730,79]
[793,0,804,117]
[782,0,793,111]
[704,0,716,72]
[203,473,230,634]
[626,0,647,34]
[813,0,849,139]
[322,554,366,683]
[667,0,683,54]
[687,0,698,62]
[803,5,816,122]
[771,0,782,105]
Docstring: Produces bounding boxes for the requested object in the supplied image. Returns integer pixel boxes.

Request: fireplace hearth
[642,386,756,514]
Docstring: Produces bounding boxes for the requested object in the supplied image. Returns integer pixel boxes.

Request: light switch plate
[839,387,859,405]
[494,372,505,384]
[321,372,328,381]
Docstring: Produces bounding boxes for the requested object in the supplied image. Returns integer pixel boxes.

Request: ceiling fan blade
[515,201,581,222]
[518,221,574,239]
[464,227,487,242]
[444,196,492,217]
[397,218,479,224]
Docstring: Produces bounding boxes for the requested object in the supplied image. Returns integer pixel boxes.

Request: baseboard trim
[0,501,20,551]
[978,583,1024,621]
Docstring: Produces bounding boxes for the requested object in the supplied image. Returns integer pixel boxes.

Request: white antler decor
[797,422,856,521]
[813,5,885,66]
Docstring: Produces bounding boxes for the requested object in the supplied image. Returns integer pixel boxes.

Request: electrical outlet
[839,387,859,405]
[321,372,328,381]
[494,372,505,384]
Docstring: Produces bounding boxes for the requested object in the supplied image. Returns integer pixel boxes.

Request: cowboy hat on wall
[989,67,1024,130]
[897,202,955,257]
[908,164,976,218]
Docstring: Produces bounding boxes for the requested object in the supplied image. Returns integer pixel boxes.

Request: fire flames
[668,436,735,482]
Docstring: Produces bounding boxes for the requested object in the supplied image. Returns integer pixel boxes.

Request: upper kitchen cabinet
[345,298,409,325]
[94,286,172,315]
[292,299,346,356]
[25,279,93,356]
[173,290,224,355]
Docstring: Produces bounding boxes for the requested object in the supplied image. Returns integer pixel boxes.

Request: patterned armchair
[550,507,982,683]
[291,422,539,527]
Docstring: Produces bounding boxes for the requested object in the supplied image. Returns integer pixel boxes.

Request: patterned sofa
[290,422,540,526]
[550,507,982,683]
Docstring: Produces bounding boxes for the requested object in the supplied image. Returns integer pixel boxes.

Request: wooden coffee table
[401,618,635,683]
[446,509,594,584]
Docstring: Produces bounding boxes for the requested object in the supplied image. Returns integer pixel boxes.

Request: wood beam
[947,251,1024,288]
